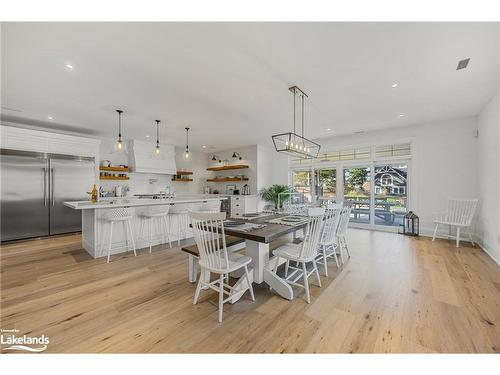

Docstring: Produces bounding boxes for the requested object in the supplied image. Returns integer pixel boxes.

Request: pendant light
[113,109,127,154]
[271,86,320,158]
[184,127,190,158]
[154,120,161,157]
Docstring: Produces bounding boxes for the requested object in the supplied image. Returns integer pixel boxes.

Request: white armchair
[432,198,478,248]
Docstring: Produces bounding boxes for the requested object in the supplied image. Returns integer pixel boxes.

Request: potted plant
[259,184,293,209]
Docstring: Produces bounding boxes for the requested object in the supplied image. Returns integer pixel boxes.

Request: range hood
[129,139,176,174]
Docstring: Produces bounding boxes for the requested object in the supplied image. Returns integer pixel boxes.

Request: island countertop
[64,195,227,210]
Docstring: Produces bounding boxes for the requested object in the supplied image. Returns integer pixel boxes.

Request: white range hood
[129,139,177,174]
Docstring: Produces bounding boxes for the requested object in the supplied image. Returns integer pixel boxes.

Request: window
[374,163,408,227]
[375,143,411,158]
[343,166,371,224]
[314,168,336,199]
[292,170,313,203]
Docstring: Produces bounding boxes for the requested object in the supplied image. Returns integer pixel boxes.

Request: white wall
[174,146,210,195]
[315,116,479,236]
[477,90,500,264]
[206,145,258,195]
[256,143,289,209]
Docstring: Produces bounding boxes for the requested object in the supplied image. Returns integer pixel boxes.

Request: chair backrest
[445,198,478,226]
[320,206,343,245]
[103,208,133,221]
[336,206,351,237]
[299,207,325,260]
[190,211,229,271]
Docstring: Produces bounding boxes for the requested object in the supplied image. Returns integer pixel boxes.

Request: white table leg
[188,255,198,283]
[228,239,294,303]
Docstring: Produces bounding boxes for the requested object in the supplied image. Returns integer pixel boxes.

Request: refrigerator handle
[43,167,47,206]
[51,168,55,206]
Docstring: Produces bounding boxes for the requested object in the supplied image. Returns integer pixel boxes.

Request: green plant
[259,184,293,209]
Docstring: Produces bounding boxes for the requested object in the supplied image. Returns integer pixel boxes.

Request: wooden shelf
[100,166,129,172]
[172,178,193,182]
[207,178,249,182]
[176,171,193,175]
[206,164,249,172]
[100,176,130,180]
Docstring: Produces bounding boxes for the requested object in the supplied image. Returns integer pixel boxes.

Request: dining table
[194,213,310,303]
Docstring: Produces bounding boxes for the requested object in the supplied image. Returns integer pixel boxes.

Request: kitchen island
[64,195,227,259]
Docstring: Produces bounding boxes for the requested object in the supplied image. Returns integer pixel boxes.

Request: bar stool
[170,203,193,246]
[137,206,172,252]
[101,208,137,263]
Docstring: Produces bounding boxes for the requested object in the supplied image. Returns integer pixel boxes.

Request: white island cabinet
[64,196,226,259]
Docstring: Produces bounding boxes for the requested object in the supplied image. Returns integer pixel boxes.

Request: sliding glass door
[314,168,337,202]
[343,166,371,224]
[373,163,408,227]
[292,169,313,203]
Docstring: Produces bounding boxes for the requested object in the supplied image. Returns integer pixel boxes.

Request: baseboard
[419,227,500,266]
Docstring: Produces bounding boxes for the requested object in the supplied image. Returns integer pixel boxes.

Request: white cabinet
[0,124,100,158]
[230,195,257,218]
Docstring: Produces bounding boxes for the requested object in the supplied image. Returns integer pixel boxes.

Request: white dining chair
[432,198,478,247]
[316,204,343,275]
[190,211,255,323]
[272,207,325,303]
[336,206,352,263]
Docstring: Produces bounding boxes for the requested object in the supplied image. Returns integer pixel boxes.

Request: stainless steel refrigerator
[0,149,95,242]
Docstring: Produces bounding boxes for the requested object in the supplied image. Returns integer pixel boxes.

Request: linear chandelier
[272,86,320,159]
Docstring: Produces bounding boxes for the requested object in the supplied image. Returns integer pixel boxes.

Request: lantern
[399,211,419,236]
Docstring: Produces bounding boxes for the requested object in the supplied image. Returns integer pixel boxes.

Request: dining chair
[432,198,478,247]
[190,211,255,323]
[315,204,343,275]
[272,207,325,303]
[336,206,352,263]
[100,208,136,263]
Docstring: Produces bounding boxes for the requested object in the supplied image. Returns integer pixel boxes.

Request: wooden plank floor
[1,229,499,353]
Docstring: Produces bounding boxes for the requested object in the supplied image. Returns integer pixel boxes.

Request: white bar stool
[101,208,137,263]
[137,206,172,252]
[170,203,193,246]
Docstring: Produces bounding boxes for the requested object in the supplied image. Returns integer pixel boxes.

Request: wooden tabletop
[221,214,307,243]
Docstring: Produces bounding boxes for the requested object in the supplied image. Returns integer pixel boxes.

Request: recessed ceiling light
[202,145,206,148]
[65,64,74,70]
[326,128,331,131]
[392,83,398,88]
[47,116,53,120]
[399,114,405,117]
[145,135,150,138]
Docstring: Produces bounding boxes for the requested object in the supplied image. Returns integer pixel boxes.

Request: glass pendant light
[184,127,190,158]
[154,120,161,158]
[113,109,127,154]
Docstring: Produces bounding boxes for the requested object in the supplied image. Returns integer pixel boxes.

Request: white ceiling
[1,22,499,151]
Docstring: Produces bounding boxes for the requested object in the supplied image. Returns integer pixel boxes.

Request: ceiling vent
[456,58,470,70]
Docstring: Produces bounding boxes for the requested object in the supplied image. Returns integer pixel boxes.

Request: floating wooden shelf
[176,171,193,175]
[206,164,249,172]
[172,178,193,182]
[100,166,129,172]
[207,177,249,182]
[100,176,130,180]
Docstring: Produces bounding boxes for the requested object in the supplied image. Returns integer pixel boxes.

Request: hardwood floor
[1,229,499,353]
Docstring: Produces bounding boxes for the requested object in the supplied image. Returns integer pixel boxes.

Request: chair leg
[322,245,329,276]
[343,237,351,258]
[302,262,311,304]
[456,227,460,248]
[332,244,340,268]
[432,223,439,241]
[177,214,181,246]
[244,265,255,301]
[285,259,290,277]
[338,239,345,265]
[107,221,114,263]
[313,259,322,287]
[193,276,203,305]
[218,274,225,323]
[122,221,129,252]
[127,219,136,256]
[163,216,172,248]
[148,218,153,253]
